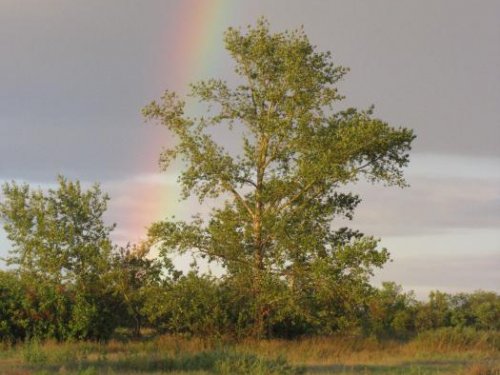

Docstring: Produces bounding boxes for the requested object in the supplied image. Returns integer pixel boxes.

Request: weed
[22,338,47,365]
[214,351,303,374]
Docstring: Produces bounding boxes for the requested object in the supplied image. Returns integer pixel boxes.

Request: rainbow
[126,0,236,244]
[166,0,234,92]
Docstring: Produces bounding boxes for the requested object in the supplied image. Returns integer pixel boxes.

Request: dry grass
[0,330,498,374]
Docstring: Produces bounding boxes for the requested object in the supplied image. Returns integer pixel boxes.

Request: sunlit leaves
[144,19,415,336]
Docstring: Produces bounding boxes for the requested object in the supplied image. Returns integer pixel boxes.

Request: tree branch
[221,180,255,218]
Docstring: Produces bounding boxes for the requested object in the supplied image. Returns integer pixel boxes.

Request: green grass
[0,330,498,374]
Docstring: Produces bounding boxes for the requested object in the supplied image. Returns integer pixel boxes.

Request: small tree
[0,176,118,340]
[0,176,114,285]
[111,242,164,337]
[144,19,415,337]
[366,282,417,339]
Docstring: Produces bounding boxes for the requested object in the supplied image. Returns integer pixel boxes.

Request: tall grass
[408,327,499,353]
[1,339,303,374]
[0,329,498,374]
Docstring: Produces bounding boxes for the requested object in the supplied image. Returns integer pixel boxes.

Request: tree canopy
[143,19,416,337]
[0,176,114,285]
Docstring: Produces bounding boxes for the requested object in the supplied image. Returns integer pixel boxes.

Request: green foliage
[467,291,500,330]
[363,285,500,341]
[144,18,415,338]
[0,270,73,341]
[365,282,417,339]
[143,272,228,337]
[0,176,114,284]
[0,176,118,341]
[110,243,165,336]
[69,289,121,341]
[415,291,452,331]
[0,270,27,341]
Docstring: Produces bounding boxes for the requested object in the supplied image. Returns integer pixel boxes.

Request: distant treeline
[1,177,499,342]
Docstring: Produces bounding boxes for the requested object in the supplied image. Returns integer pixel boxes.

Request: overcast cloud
[0,0,498,296]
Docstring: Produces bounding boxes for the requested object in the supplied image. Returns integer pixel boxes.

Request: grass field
[0,330,498,374]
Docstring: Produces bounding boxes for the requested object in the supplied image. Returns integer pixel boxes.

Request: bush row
[1,268,498,342]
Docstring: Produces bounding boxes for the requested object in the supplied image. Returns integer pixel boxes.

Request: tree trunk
[252,134,268,338]
[252,208,268,338]
[133,313,141,337]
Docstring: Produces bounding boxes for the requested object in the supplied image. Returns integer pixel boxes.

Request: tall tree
[143,19,415,337]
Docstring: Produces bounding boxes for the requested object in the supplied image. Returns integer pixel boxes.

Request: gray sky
[1,0,499,298]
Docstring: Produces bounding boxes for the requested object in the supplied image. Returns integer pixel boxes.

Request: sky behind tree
[0,0,499,298]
